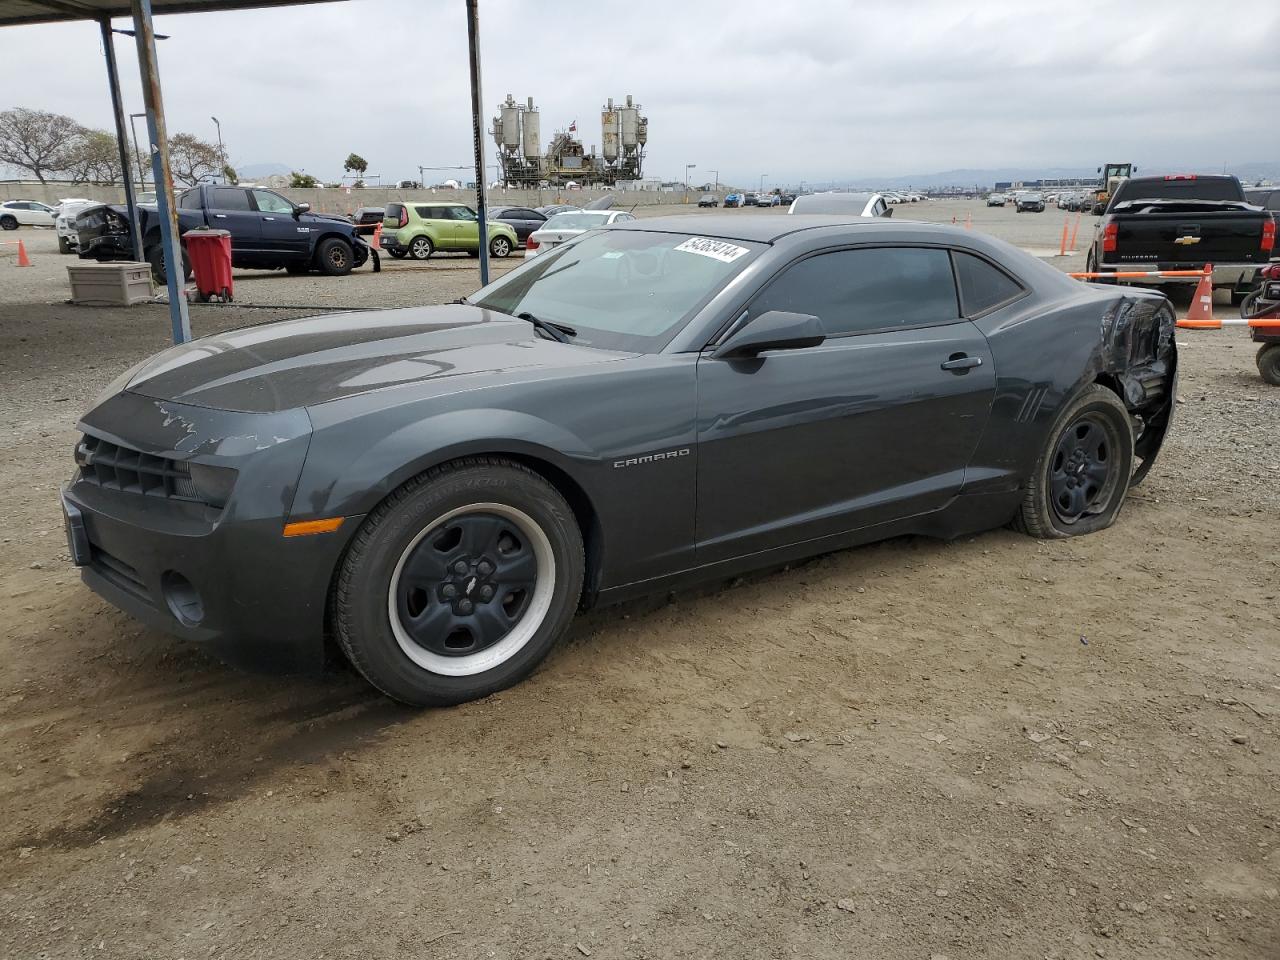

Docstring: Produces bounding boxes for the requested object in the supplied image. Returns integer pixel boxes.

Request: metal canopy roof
[0,0,341,27]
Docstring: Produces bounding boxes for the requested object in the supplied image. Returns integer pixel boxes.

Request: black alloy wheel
[1012,384,1134,539]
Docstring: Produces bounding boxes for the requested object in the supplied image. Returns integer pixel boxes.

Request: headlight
[186,463,238,509]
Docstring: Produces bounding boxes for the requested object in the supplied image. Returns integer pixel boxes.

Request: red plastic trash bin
[184,228,233,302]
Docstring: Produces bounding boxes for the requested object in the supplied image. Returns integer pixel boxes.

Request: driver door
[253,189,308,260]
[694,245,996,565]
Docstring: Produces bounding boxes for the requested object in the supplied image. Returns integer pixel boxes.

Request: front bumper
[65,391,359,671]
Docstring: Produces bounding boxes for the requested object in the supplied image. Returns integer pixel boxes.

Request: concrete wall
[0,180,714,213]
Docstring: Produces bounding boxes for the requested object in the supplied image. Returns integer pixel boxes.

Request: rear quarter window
[953,251,1026,316]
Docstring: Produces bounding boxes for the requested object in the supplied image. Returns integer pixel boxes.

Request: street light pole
[211,115,225,182]
[759,173,767,194]
[685,163,696,203]
[708,169,719,192]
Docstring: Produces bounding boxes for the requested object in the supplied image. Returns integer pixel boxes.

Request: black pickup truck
[1086,175,1274,302]
[76,184,374,283]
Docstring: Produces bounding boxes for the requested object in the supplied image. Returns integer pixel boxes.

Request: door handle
[263,216,275,221]
[941,354,982,372]
[213,213,227,219]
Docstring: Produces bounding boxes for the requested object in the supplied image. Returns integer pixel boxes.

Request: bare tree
[0,107,80,182]
[167,132,222,186]
[64,129,123,185]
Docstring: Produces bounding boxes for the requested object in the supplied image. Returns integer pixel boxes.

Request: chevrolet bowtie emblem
[1173,235,1201,245]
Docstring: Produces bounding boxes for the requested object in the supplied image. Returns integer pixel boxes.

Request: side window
[210,188,252,211]
[415,205,441,220]
[872,200,887,217]
[953,251,1025,315]
[452,207,478,222]
[252,190,294,214]
[615,213,635,222]
[750,247,959,337]
[178,190,201,210]
[1267,192,1280,213]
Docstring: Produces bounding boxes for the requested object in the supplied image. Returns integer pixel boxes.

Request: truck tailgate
[1110,202,1269,266]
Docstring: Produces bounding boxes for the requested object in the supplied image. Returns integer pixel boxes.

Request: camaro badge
[613,448,690,469]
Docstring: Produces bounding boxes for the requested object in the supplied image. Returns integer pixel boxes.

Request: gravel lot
[0,202,1276,960]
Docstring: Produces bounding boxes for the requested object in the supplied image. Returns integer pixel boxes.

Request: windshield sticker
[673,237,750,263]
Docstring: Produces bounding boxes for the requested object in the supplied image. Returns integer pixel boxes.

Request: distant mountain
[824,162,1280,191]
[236,162,293,179]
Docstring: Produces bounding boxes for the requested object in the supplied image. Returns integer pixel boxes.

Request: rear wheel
[57,235,71,254]
[334,459,584,707]
[409,236,433,261]
[0,215,16,231]
[316,237,353,276]
[1257,344,1280,386]
[489,235,512,258]
[1012,385,1134,539]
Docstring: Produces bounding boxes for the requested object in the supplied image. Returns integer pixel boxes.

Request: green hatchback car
[381,201,518,260]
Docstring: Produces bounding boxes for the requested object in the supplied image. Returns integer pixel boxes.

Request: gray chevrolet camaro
[63,215,1177,706]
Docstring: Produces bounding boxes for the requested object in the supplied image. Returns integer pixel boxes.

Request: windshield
[543,212,611,231]
[470,229,762,353]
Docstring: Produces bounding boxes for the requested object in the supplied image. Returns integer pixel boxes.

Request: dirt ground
[0,204,1277,960]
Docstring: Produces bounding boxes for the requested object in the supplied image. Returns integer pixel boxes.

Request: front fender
[291,406,601,521]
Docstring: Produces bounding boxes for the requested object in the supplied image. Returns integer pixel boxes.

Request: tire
[316,237,353,276]
[489,235,512,258]
[58,235,71,254]
[285,262,310,275]
[1257,344,1280,386]
[334,458,585,707]
[0,215,16,231]
[1085,249,1114,285]
[409,235,433,261]
[387,249,407,260]
[145,244,192,285]
[1012,384,1134,539]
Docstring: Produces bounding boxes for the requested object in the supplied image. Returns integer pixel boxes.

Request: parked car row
[0,199,56,230]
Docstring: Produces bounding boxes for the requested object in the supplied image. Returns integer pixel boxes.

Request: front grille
[75,434,202,502]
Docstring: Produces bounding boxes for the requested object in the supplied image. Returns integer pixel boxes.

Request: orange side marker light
[283,517,345,537]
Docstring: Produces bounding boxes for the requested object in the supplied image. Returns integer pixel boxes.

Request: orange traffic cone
[964,212,972,230]
[372,221,383,250]
[1181,264,1218,328]
[16,239,31,267]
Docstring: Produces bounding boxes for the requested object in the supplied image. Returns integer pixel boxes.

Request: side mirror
[711,311,825,360]
[883,206,894,218]
[295,202,311,215]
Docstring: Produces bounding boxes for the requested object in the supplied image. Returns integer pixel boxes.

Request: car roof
[610,213,913,243]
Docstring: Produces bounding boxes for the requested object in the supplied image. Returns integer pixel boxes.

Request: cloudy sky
[1,0,1277,188]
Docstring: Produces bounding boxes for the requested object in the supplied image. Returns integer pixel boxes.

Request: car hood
[123,304,633,413]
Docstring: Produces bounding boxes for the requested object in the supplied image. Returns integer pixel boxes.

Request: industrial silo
[522,96,541,163]
[601,97,619,165]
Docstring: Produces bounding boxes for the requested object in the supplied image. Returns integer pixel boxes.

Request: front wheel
[145,244,192,285]
[1258,344,1280,386]
[316,237,353,276]
[58,235,71,254]
[489,235,512,258]
[333,459,585,707]
[1012,385,1134,539]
